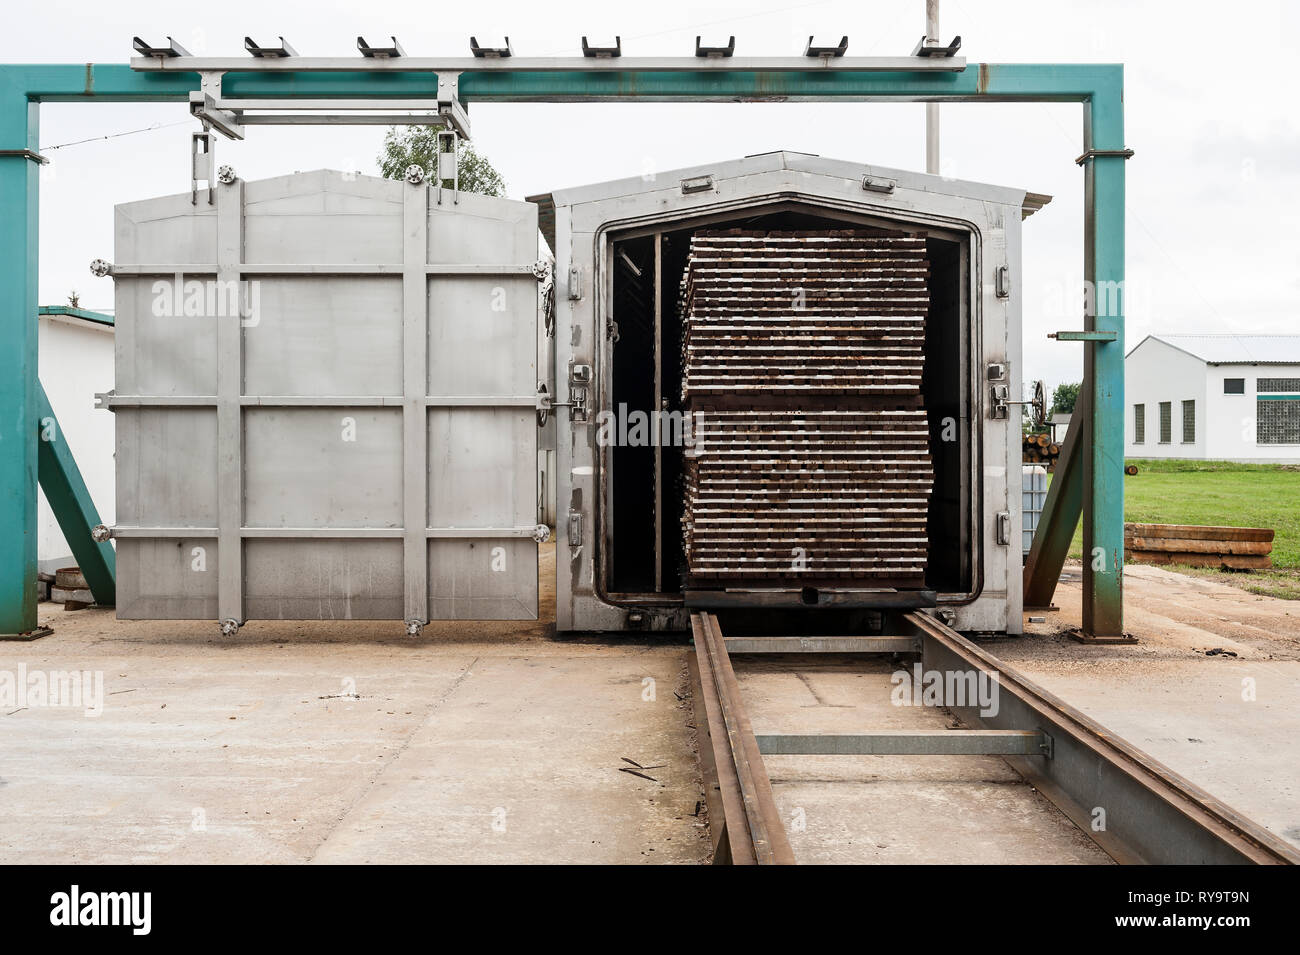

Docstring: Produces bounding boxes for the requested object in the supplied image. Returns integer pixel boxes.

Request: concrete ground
[0,544,710,864]
[999,560,1300,850]
[737,660,1111,864]
[6,547,1298,863]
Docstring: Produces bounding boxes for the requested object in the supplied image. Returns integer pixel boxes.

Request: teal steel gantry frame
[0,58,1127,637]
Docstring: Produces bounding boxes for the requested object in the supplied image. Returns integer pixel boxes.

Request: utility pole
[925,0,940,174]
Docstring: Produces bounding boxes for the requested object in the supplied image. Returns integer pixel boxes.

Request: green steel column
[0,88,40,635]
[1081,80,1127,637]
[36,381,116,605]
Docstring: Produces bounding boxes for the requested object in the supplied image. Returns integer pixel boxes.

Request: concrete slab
[1002,561,1300,851]
[0,544,710,864]
[736,659,1112,865]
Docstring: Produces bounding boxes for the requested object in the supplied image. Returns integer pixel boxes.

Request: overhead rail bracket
[244,36,297,58]
[804,36,849,57]
[581,37,622,58]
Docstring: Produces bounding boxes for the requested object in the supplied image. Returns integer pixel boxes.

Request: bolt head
[405,620,423,637]
[89,258,111,277]
[217,165,236,184]
[91,524,111,543]
[404,164,426,185]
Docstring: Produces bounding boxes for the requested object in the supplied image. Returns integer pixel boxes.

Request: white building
[1125,334,1300,463]
[37,306,116,572]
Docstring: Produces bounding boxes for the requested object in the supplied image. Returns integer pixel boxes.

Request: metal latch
[991,384,1010,419]
[567,511,583,547]
[995,511,1011,545]
[546,363,591,423]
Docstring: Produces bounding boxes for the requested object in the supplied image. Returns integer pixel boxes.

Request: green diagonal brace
[1023,389,1088,608]
[36,381,115,605]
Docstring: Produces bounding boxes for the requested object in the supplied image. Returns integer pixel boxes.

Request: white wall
[1125,339,1207,459]
[1203,363,1300,462]
[1125,338,1300,462]
[37,315,116,572]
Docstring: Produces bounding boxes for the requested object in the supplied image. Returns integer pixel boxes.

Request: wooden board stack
[680,229,935,588]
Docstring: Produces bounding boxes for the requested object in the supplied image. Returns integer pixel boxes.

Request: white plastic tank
[1021,465,1048,559]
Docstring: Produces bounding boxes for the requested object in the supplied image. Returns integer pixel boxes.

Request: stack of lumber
[1022,430,1061,471]
[679,228,934,588]
[1124,523,1274,570]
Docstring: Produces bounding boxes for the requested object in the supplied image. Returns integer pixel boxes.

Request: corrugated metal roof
[1133,334,1300,365]
[38,305,114,327]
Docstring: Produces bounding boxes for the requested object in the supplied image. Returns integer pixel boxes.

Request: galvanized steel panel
[112,170,540,624]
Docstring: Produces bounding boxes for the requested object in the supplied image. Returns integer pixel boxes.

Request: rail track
[689,611,1300,866]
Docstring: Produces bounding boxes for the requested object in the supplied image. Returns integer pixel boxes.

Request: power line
[43,119,191,152]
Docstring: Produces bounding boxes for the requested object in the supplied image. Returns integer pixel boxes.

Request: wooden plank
[1128,550,1273,570]
[1125,523,1274,543]
[1126,536,1273,556]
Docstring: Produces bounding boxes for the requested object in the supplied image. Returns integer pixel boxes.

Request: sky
[8,0,1299,397]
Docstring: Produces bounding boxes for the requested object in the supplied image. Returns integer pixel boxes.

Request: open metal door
[109,170,542,626]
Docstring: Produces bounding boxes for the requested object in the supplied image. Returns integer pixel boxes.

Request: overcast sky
[9,0,1298,395]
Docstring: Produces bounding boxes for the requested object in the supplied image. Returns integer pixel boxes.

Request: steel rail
[903,611,1300,865]
[689,612,794,865]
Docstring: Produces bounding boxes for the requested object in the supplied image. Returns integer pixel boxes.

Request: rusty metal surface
[680,230,934,588]
[904,610,1300,865]
[690,612,795,865]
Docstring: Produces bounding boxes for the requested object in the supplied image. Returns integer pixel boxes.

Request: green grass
[1062,459,1300,598]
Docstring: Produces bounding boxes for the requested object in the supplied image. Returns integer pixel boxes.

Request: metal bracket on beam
[695,36,736,58]
[581,37,621,58]
[132,36,191,58]
[470,37,513,58]
[1049,330,1118,342]
[0,149,49,164]
[190,89,246,141]
[357,36,405,59]
[912,35,962,57]
[805,36,848,58]
[244,36,297,58]
[1075,147,1134,165]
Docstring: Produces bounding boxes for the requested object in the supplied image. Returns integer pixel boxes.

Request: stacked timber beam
[1125,523,1274,570]
[1022,430,1061,471]
[680,229,934,588]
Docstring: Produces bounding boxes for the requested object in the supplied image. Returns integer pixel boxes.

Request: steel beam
[756,730,1048,756]
[1023,388,1087,608]
[36,382,115,605]
[0,58,1127,636]
[724,636,920,654]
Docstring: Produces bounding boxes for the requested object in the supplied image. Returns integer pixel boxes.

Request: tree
[378,126,506,197]
[1051,381,1080,417]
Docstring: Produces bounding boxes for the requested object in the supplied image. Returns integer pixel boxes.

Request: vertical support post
[0,94,40,635]
[925,0,941,174]
[653,233,663,593]
[1081,89,1127,638]
[215,177,244,630]
[403,181,430,630]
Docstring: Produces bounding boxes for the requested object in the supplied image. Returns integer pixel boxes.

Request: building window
[1258,399,1300,445]
[1159,402,1171,443]
[1182,400,1195,443]
[1133,404,1145,443]
[1224,378,1245,394]
[1259,377,1300,393]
